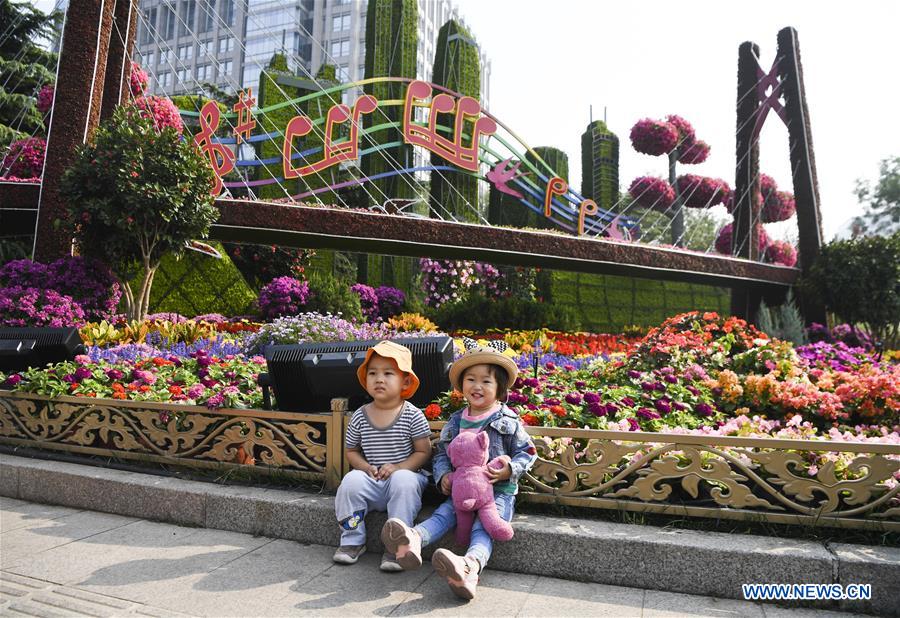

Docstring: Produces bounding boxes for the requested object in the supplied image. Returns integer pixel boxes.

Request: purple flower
[627,370,641,379]
[636,407,661,420]
[588,402,607,416]
[373,286,406,320]
[583,392,600,404]
[258,277,310,320]
[205,393,225,409]
[566,365,577,372]
[673,402,687,411]
[605,403,619,415]
[564,393,582,405]
[654,399,671,415]
[73,367,92,381]
[2,373,22,387]
[523,378,540,388]
[641,382,657,392]
[696,403,714,417]
[664,375,678,384]
[686,386,700,396]
[350,283,380,322]
[627,418,640,431]
[132,369,157,386]
[574,380,585,388]
[620,397,636,407]
[105,369,124,380]
[187,383,205,399]
[544,397,561,406]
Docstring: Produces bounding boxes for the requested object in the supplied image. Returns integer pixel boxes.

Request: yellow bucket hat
[448,345,518,391]
[356,340,420,399]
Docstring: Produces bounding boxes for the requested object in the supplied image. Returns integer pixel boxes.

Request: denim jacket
[432,404,538,495]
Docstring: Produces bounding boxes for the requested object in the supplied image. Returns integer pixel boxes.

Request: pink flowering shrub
[0,286,86,328]
[130,63,149,97]
[1,137,46,179]
[676,174,730,208]
[676,139,710,164]
[629,118,679,156]
[665,114,696,146]
[715,222,769,255]
[628,176,676,211]
[764,240,798,267]
[132,95,184,134]
[420,259,476,307]
[350,283,380,322]
[763,190,796,223]
[258,276,310,320]
[37,83,54,115]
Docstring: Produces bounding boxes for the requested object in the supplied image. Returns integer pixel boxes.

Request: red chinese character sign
[183,78,634,238]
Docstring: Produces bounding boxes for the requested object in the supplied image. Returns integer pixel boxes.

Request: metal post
[669,151,684,247]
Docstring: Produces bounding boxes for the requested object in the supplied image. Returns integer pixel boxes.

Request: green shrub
[802,232,900,347]
[305,273,364,323]
[428,295,580,332]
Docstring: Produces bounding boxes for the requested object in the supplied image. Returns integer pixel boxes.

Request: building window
[142,51,155,68]
[176,67,189,85]
[158,71,171,88]
[331,38,349,57]
[218,37,233,53]
[161,5,176,39]
[332,13,351,32]
[177,45,193,61]
[337,64,349,82]
[179,1,195,35]
[220,59,232,78]
[197,64,211,81]
[220,0,234,27]
[200,0,215,32]
[159,48,171,63]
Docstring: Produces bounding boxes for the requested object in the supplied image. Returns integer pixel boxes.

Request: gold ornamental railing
[1,391,897,531]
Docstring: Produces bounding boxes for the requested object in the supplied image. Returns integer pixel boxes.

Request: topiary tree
[430,19,481,221]
[802,232,900,347]
[60,104,217,322]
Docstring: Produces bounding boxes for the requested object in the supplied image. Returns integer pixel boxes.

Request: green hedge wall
[256,53,300,200]
[362,0,418,204]
[430,20,481,222]
[145,242,257,317]
[545,271,730,332]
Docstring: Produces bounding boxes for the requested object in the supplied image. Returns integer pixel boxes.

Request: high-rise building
[135,0,490,112]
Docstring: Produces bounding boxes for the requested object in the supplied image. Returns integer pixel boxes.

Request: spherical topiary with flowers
[130,63,149,97]
[629,118,679,156]
[763,190,796,223]
[36,83,54,115]
[132,95,184,134]
[665,114,696,147]
[764,240,798,267]
[258,276,310,320]
[1,137,46,178]
[715,222,770,256]
[628,176,676,211]
[676,174,731,208]
[676,139,710,164]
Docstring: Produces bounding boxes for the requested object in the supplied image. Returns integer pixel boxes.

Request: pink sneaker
[380,518,422,570]
[431,548,479,600]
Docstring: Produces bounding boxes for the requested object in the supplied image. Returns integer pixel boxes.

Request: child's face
[365,354,411,405]
[461,364,499,411]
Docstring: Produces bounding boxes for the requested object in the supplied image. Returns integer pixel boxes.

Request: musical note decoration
[578,199,599,236]
[402,80,497,172]
[486,158,527,199]
[543,176,568,217]
[194,100,235,195]
[283,94,378,179]
[232,88,256,145]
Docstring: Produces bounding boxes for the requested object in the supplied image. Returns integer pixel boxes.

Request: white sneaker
[332,544,366,564]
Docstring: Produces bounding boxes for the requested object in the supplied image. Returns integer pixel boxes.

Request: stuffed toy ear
[477,431,489,450]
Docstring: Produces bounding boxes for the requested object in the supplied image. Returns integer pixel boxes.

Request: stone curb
[1,453,897,616]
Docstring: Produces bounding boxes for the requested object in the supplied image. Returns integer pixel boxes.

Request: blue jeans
[414,493,516,571]
[335,469,428,546]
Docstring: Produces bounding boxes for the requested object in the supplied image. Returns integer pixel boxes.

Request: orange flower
[424,403,442,420]
[169,385,183,396]
[112,382,125,392]
[549,405,566,418]
[521,413,541,426]
[151,357,172,366]
[112,392,127,400]
[139,385,150,392]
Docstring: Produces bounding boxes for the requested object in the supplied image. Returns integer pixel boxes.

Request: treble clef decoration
[194,100,236,195]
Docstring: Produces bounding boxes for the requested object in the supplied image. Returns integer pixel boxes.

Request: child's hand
[487,460,512,484]
[376,463,397,480]
[365,464,379,479]
[440,474,452,495]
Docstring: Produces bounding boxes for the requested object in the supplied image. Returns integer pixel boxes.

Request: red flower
[549,405,566,418]
[424,404,442,420]
[521,413,541,426]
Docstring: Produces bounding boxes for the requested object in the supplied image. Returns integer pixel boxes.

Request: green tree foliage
[60,105,217,322]
[363,0,418,205]
[853,155,900,237]
[802,232,900,347]
[0,0,61,145]
[581,120,619,212]
[430,19,481,221]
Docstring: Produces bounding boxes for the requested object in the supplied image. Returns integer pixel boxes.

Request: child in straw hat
[333,341,431,571]
[381,344,537,600]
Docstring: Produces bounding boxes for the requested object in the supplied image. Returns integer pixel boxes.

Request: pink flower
[628,176,676,211]
[630,118,679,156]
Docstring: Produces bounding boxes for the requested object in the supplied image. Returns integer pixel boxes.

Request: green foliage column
[256,53,301,200]
[363,0,418,205]
[581,120,619,211]
[430,20,481,222]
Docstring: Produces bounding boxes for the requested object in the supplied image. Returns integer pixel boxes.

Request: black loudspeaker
[0,328,85,372]
[262,336,454,412]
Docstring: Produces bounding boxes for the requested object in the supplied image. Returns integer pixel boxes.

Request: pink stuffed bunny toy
[446,431,515,545]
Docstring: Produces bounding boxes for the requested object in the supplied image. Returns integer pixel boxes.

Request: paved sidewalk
[1,497,866,618]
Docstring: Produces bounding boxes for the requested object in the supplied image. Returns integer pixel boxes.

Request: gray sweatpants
[335,468,428,546]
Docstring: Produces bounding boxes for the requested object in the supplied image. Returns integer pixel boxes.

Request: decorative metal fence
[1,392,897,531]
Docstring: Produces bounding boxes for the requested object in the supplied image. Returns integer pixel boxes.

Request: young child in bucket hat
[381,344,538,600]
[333,341,432,571]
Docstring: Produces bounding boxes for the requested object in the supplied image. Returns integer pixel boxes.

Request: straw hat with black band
[448,345,518,391]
